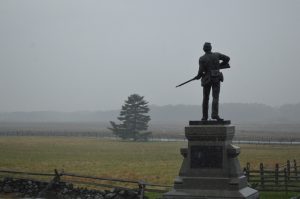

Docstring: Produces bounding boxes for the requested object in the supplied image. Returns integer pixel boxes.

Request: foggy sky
[0,0,300,112]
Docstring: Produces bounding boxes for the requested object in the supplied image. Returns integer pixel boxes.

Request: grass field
[0,136,300,198]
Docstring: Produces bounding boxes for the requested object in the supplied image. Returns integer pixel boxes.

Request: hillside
[1,103,300,124]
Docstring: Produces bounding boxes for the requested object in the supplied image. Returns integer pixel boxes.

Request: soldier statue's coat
[196,42,230,121]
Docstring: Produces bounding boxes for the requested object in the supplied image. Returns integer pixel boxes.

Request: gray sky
[0,0,300,111]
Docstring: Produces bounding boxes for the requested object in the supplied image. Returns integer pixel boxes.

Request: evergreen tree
[109,94,151,141]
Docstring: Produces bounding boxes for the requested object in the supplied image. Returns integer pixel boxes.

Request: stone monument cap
[189,120,231,125]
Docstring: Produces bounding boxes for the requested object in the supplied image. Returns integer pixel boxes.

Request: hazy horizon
[1,0,299,112]
[1,102,300,126]
[0,102,299,113]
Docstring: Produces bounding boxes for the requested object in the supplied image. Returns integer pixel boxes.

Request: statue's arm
[218,53,230,66]
[195,58,204,79]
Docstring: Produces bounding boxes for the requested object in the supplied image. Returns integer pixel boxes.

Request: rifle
[176,76,198,88]
[176,64,230,88]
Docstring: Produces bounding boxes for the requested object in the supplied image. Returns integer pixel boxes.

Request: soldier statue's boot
[202,97,209,121]
[201,117,208,121]
[211,115,224,121]
[211,94,222,121]
[202,109,208,121]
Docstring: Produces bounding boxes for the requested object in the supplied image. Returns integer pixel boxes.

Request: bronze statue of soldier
[170,46,259,199]
[195,42,230,121]
[176,42,230,121]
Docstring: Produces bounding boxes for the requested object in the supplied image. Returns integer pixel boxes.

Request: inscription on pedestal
[190,146,223,168]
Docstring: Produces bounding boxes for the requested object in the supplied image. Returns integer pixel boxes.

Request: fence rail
[0,168,170,198]
[244,159,300,192]
[1,159,300,195]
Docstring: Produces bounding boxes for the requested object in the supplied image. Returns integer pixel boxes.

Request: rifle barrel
[176,77,196,88]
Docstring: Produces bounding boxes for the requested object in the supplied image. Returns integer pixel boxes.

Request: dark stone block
[3,185,13,193]
[189,120,231,125]
[164,123,258,199]
[180,148,188,158]
[190,146,223,168]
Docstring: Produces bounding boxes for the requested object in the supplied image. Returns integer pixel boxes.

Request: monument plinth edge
[189,120,231,125]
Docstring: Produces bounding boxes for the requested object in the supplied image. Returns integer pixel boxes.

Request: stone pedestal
[163,121,259,199]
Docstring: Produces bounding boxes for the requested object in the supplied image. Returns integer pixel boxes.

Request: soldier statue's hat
[203,42,212,52]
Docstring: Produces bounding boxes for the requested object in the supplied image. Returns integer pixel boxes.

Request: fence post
[287,160,290,181]
[138,180,145,199]
[243,167,247,178]
[284,168,288,194]
[37,169,61,198]
[293,159,298,180]
[275,163,279,185]
[246,162,250,182]
[260,163,264,188]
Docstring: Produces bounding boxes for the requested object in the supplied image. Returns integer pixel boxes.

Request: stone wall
[0,177,142,199]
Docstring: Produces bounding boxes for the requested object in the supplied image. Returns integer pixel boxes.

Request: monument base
[164,187,258,199]
[163,122,259,199]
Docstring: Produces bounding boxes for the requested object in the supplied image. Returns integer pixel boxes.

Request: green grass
[259,191,299,199]
[0,137,183,184]
[1,136,300,198]
[146,192,299,199]
[239,144,300,168]
[1,137,300,183]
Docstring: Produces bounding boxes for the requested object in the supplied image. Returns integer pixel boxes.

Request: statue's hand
[195,75,201,80]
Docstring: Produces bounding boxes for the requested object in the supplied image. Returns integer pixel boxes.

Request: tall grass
[1,136,300,186]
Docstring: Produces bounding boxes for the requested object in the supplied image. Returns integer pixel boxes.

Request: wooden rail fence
[0,169,171,198]
[243,159,300,192]
[1,159,300,196]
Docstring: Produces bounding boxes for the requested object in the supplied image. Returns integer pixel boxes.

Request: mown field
[0,136,300,198]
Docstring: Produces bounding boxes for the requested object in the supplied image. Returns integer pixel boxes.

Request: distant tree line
[2,103,300,123]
